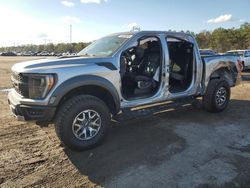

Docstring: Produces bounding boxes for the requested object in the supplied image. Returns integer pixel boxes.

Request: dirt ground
[1,56,250,188]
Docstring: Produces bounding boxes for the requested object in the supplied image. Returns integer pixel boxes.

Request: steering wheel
[124,51,133,65]
[122,51,134,73]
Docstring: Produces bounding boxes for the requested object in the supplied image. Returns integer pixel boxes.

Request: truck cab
[116,32,203,109]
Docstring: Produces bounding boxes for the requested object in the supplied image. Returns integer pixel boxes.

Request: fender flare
[49,75,120,112]
[209,67,236,86]
[202,66,236,95]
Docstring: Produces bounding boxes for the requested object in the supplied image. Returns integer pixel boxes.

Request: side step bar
[113,97,195,122]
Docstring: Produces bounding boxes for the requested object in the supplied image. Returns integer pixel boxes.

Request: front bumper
[8,90,56,122]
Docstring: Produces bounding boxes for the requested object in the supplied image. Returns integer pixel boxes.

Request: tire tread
[54,95,110,150]
[203,79,230,112]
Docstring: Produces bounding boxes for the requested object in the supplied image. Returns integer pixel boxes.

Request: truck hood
[12,56,113,73]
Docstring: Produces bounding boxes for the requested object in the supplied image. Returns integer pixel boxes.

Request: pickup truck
[226,50,250,70]
[8,31,242,151]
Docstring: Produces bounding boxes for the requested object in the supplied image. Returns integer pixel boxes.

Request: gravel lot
[1,57,250,188]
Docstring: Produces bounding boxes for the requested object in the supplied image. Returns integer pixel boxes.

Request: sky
[0,0,249,47]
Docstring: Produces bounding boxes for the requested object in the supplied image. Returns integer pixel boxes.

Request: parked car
[199,49,217,56]
[55,52,63,57]
[1,51,17,56]
[62,52,71,56]
[226,50,250,70]
[16,52,22,56]
[23,51,34,56]
[49,52,55,56]
[38,51,50,56]
[8,31,242,151]
[31,51,40,56]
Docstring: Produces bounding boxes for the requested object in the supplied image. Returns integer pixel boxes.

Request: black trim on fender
[95,62,117,70]
[49,75,120,113]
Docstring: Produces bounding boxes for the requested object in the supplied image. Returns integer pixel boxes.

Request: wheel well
[57,85,118,115]
[210,67,234,86]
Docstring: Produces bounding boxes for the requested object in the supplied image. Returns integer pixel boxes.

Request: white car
[226,50,250,70]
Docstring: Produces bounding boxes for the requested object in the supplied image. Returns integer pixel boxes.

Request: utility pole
[44,38,47,45]
[69,24,72,53]
[70,24,72,44]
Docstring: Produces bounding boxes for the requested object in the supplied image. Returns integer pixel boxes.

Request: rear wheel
[203,79,230,112]
[55,95,110,151]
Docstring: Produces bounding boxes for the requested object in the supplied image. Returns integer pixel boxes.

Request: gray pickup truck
[8,31,242,150]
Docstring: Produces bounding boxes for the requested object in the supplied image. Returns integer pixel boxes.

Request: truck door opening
[167,37,194,93]
[120,36,162,100]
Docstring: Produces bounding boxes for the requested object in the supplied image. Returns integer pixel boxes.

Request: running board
[113,97,195,122]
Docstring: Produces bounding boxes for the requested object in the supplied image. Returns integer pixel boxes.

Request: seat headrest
[136,47,144,59]
[149,41,160,52]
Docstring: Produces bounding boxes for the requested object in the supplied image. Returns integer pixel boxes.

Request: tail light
[236,59,243,72]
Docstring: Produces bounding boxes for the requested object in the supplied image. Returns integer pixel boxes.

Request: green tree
[196,31,212,49]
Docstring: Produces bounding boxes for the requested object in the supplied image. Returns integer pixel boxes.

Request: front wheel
[203,79,230,112]
[55,95,110,151]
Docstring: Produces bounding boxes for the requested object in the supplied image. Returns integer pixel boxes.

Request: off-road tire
[203,79,230,112]
[55,95,110,151]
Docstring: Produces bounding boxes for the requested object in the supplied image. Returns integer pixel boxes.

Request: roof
[109,30,193,37]
[107,31,194,43]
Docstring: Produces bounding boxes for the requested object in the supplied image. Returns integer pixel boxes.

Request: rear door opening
[167,37,194,93]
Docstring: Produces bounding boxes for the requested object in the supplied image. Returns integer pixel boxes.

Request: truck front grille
[11,72,29,98]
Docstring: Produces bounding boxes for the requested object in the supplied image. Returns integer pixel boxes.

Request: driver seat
[134,41,161,91]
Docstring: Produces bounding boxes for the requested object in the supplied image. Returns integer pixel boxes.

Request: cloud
[61,16,81,24]
[207,14,233,24]
[61,1,75,7]
[127,22,138,29]
[80,0,108,4]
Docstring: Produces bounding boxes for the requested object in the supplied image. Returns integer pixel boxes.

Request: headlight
[28,74,56,99]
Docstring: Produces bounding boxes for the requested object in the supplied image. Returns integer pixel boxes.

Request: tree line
[1,22,250,53]
[195,22,250,52]
[0,42,90,53]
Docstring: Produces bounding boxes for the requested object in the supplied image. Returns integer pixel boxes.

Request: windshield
[78,34,132,57]
[226,51,244,56]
